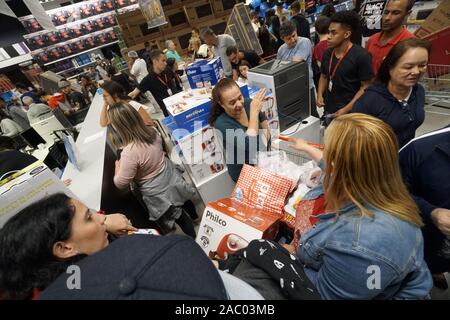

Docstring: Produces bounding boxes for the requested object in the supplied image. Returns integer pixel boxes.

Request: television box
[196,198,280,259]
[415,0,450,38]
[0,161,76,228]
[186,57,224,89]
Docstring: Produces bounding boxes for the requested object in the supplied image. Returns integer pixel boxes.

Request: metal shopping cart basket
[420,64,450,110]
[270,141,324,166]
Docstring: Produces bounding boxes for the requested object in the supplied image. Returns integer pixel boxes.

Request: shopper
[317,11,374,118]
[366,0,416,76]
[22,96,52,124]
[289,1,311,40]
[320,3,336,18]
[209,78,268,182]
[0,193,137,299]
[0,136,38,180]
[95,57,108,80]
[78,75,97,103]
[58,80,88,110]
[353,38,429,148]
[399,126,450,277]
[0,97,29,131]
[288,113,432,299]
[201,28,237,78]
[313,16,331,67]
[269,15,283,49]
[188,28,202,58]
[99,80,154,128]
[237,60,251,83]
[129,50,176,116]
[128,50,149,84]
[226,46,265,80]
[106,65,134,94]
[165,40,182,63]
[250,10,261,35]
[166,58,183,94]
[109,102,197,237]
[15,83,41,105]
[0,110,22,137]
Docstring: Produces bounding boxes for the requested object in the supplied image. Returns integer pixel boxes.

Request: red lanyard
[156,74,169,88]
[328,43,353,80]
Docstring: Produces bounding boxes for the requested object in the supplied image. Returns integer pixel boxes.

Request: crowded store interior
[0,0,449,301]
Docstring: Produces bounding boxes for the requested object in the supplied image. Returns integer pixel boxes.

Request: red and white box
[196,198,280,259]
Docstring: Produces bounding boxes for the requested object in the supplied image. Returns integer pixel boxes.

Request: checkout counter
[61,93,158,228]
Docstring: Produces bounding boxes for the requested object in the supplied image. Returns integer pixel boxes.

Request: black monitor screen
[21,128,46,149]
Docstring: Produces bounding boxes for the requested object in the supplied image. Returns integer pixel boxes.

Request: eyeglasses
[400,100,414,122]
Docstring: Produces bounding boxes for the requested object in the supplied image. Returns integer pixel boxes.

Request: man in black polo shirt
[225,46,266,81]
[129,49,176,116]
[317,11,374,120]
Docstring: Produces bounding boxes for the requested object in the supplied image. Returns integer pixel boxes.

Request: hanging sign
[139,0,167,29]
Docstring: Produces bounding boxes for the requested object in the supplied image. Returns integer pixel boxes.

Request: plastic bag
[232,164,294,216]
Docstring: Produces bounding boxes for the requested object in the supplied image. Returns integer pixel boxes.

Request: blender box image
[248,85,279,136]
[196,198,280,259]
[186,57,224,89]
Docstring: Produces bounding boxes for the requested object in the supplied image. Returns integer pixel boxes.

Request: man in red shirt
[366,0,416,76]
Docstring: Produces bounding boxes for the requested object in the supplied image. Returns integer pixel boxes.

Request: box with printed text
[196,198,280,259]
[186,57,224,89]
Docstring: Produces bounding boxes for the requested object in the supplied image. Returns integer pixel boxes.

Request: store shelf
[55,61,97,75]
[43,40,119,66]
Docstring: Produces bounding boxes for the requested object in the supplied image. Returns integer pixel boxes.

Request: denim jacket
[297,160,433,300]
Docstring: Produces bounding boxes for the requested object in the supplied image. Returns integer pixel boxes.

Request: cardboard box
[0,162,76,228]
[163,83,249,134]
[248,85,279,136]
[415,0,450,38]
[162,118,227,184]
[186,57,224,89]
[196,198,280,259]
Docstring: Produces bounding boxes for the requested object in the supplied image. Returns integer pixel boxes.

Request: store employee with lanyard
[129,49,176,116]
[317,11,374,122]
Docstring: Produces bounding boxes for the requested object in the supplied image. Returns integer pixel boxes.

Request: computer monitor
[20,127,46,149]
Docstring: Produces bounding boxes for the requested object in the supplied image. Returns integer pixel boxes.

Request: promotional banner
[359,0,387,37]
[139,0,167,29]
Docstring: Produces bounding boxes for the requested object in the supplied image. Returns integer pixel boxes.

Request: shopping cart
[420,64,450,109]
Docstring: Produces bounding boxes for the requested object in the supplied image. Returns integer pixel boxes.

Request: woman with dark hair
[79,74,97,103]
[209,78,268,182]
[320,3,336,18]
[106,65,134,93]
[353,38,431,148]
[0,193,136,299]
[269,15,283,50]
[99,80,154,128]
[166,57,183,94]
[109,102,197,237]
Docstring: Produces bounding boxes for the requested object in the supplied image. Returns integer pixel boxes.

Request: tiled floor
[416,104,450,136]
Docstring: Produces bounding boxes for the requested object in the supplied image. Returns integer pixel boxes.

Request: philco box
[415,0,450,38]
[196,198,280,259]
[0,161,76,228]
[186,57,224,89]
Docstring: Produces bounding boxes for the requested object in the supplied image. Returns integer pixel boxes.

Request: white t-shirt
[130,58,149,84]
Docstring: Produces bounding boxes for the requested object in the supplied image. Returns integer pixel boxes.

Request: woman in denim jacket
[287,113,432,299]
